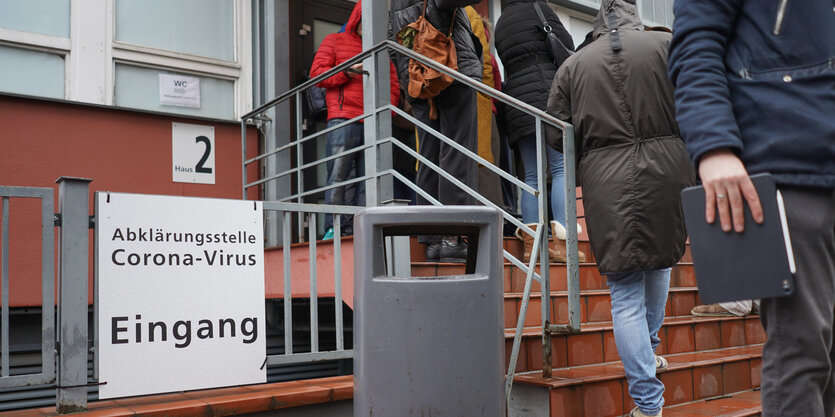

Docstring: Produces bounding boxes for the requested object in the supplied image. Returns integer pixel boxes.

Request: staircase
[0,214,766,417]
[411,222,765,416]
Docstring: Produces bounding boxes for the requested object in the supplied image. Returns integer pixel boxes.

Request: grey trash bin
[354,206,505,417]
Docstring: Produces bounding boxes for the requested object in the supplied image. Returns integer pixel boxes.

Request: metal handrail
[241,39,581,406]
[243,40,570,132]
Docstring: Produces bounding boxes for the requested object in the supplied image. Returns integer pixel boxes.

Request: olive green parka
[546,0,695,274]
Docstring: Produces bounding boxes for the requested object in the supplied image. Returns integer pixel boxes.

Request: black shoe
[440,236,467,263]
[425,241,441,262]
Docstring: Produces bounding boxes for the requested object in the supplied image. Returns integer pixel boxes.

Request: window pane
[0,45,64,99]
[115,0,234,61]
[313,19,343,53]
[115,64,234,120]
[0,0,69,38]
[641,0,655,25]
[653,0,669,26]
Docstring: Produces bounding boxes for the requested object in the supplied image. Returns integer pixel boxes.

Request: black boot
[440,236,467,263]
[424,241,441,262]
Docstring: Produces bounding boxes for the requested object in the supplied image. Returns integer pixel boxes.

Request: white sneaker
[630,406,662,416]
[655,354,668,372]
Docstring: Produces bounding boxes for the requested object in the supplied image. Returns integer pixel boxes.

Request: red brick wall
[0,95,260,306]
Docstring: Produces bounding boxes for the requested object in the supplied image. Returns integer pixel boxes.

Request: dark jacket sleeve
[667,0,744,165]
[311,34,351,88]
[545,64,572,153]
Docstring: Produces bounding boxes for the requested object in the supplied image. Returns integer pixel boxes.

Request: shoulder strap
[426,0,456,37]
[531,2,550,32]
[532,1,574,62]
[448,8,457,36]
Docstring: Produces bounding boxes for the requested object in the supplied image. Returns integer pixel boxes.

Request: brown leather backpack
[397,0,458,120]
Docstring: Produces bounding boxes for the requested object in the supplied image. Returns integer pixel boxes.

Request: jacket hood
[592,0,643,39]
[346,0,362,34]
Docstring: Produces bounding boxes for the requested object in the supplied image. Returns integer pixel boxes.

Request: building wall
[0,95,260,306]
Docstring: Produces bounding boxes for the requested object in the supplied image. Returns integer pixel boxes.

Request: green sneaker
[323,227,334,240]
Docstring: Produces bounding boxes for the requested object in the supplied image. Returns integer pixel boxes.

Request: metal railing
[241,39,582,401]
[0,178,92,414]
[0,186,55,390]
[262,201,362,367]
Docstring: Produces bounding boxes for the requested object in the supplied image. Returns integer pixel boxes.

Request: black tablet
[681,173,795,304]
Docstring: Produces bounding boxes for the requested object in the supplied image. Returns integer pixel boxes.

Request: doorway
[291,0,356,234]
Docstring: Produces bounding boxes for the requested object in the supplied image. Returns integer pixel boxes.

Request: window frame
[105,0,251,119]
[0,26,71,99]
[0,0,252,120]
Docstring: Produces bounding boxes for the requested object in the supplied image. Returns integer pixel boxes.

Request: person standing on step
[546,1,695,415]
[390,0,482,262]
[668,1,835,415]
[311,0,399,240]
[465,7,504,212]
[494,0,587,265]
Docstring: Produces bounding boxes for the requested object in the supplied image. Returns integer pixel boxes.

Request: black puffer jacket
[546,0,695,274]
[390,0,483,88]
[494,0,573,145]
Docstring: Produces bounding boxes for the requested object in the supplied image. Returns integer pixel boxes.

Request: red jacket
[310,0,399,121]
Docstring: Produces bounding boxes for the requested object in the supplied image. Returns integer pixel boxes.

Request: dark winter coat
[310,1,399,121]
[494,0,574,145]
[546,0,695,274]
[669,0,835,188]
[390,0,483,89]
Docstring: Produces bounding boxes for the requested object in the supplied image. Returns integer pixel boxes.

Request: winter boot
[440,236,467,263]
[424,241,441,262]
[550,221,587,263]
[515,223,561,264]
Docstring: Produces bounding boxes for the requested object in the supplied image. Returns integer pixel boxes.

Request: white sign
[96,192,266,399]
[172,122,215,184]
[159,73,200,108]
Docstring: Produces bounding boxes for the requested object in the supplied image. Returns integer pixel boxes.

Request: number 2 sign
[172,122,215,184]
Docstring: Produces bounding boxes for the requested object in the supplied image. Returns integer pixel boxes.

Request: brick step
[503,315,765,373]
[1,375,355,417]
[510,345,763,417]
[411,261,697,293]
[502,287,703,329]
[664,389,761,417]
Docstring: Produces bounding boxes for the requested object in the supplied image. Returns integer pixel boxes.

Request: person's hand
[698,149,764,233]
[347,63,364,77]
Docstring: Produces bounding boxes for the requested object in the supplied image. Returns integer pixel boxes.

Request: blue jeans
[516,136,565,226]
[324,119,364,232]
[606,268,670,416]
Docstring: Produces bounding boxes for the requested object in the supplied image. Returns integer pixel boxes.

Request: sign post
[96,192,266,399]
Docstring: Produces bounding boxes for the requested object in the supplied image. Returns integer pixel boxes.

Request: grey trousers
[760,186,835,417]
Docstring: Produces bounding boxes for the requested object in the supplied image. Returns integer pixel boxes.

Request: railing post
[382,199,412,277]
[362,0,393,207]
[56,177,92,414]
[563,125,581,332]
[535,120,553,379]
[263,0,291,247]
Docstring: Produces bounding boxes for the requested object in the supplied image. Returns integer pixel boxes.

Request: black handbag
[532,2,573,67]
[303,80,327,122]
